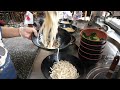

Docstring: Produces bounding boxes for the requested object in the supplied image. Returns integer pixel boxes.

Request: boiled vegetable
[82,32,104,41]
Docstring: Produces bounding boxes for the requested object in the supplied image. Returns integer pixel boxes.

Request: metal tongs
[106,51,120,79]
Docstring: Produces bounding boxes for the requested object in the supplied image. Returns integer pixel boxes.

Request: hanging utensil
[106,55,120,79]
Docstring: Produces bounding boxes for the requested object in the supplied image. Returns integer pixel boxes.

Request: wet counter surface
[28,21,120,79]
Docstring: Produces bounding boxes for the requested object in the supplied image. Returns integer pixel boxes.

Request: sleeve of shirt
[0,26,17,79]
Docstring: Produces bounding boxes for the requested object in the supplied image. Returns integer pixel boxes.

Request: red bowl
[80,39,106,51]
[80,28,108,45]
[78,49,100,65]
[78,47,101,60]
[78,48,101,66]
[79,44,103,54]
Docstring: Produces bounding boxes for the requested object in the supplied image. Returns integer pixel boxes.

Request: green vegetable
[82,32,89,39]
[82,32,104,41]
[90,32,97,37]
[89,32,100,41]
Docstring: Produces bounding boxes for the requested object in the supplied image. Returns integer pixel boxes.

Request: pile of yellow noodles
[38,11,60,49]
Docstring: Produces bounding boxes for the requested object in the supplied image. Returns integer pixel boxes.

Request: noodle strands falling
[38,11,60,49]
[56,48,59,62]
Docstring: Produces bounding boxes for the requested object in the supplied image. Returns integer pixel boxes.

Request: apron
[0,26,17,79]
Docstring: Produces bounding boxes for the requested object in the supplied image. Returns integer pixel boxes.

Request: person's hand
[19,27,38,40]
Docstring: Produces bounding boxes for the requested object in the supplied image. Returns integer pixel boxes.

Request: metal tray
[81,36,120,79]
[97,36,120,65]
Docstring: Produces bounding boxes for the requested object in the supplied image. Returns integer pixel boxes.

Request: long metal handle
[106,55,120,79]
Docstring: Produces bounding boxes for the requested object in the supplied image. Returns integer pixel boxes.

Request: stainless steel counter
[28,20,120,79]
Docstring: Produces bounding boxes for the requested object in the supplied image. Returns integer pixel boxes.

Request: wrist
[19,27,24,37]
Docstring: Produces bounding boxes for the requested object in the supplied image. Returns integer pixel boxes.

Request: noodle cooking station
[28,17,120,79]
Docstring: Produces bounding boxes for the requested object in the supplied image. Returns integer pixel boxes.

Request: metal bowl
[86,66,119,79]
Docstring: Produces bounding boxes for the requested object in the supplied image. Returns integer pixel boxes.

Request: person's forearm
[1,27,20,38]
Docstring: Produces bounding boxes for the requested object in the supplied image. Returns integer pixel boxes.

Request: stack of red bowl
[78,28,108,64]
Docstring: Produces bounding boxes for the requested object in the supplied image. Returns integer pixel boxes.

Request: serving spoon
[106,55,120,79]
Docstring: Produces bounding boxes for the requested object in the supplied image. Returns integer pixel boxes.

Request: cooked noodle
[50,60,80,79]
[38,11,60,49]
[63,27,75,32]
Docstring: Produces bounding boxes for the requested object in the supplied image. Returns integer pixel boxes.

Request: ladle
[106,55,120,79]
